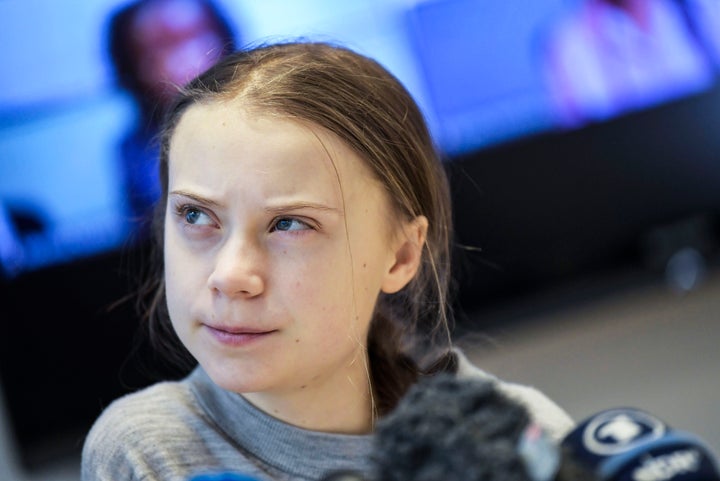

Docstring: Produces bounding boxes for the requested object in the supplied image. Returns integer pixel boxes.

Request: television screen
[1,0,719,278]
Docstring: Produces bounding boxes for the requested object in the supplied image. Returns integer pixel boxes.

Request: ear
[381,215,428,294]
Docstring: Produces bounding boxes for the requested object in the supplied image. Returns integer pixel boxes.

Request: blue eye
[273,217,309,232]
[176,205,213,226]
[185,208,202,224]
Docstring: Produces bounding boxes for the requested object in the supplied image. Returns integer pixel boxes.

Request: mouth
[202,323,278,346]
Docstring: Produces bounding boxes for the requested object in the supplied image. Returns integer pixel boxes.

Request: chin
[200,358,273,394]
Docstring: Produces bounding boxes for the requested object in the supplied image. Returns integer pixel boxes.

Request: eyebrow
[169,190,341,215]
[169,190,222,207]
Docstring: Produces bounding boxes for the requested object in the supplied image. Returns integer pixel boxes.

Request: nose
[207,235,265,299]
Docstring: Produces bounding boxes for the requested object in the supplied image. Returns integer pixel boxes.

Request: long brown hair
[141,41,455,415]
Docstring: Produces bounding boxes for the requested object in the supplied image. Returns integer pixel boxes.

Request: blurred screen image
[1,0,718,278]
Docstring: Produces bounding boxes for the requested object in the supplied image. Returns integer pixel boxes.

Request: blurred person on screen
[539,0,720,128]
[107,0,238,233]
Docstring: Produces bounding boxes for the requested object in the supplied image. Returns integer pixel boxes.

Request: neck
[241,361,375,434]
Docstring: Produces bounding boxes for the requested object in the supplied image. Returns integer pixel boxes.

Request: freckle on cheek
[295,338,300,343]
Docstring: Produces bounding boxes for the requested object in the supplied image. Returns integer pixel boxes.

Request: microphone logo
[583,408,667,456]
[632,449,702,481]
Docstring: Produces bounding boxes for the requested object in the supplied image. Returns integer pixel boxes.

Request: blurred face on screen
[130,0,227,108]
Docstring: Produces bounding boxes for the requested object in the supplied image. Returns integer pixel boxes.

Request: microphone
[369,372,720,481]
[559,407,720,481]
[370,372,559,481]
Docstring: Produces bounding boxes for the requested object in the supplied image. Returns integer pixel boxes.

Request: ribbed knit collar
[188,367,374,480]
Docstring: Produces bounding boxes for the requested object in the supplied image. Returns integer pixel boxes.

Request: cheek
[163,232,202,316]
[164,231,182,286]
[163,253,186,322]
[286,255,351,308]
[280,250,359,322]
[298,255,380,337]
[349,239,393,313]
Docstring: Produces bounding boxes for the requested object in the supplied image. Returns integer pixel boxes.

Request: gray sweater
[81,349,574,481]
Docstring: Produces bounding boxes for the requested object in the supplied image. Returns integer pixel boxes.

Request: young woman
[82,41,574,481]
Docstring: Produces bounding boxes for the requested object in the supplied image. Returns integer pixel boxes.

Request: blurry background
[1,0,720,479]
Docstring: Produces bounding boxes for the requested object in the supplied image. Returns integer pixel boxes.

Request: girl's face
[164,101,420,423]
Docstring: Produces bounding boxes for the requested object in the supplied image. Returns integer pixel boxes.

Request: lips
[205,323,274,335]
[202,323,277,347]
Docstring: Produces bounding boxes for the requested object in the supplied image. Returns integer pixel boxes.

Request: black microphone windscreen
[372,373,559,481]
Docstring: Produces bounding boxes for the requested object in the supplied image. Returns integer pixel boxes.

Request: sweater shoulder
[86,379,196,440]
[81,379,203,481]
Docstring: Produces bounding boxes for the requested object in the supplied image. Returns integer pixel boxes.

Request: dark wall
[0,242,159,467]
[448,84,720,313]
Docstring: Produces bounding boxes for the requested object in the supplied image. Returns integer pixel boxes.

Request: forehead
[168,100,386,205]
